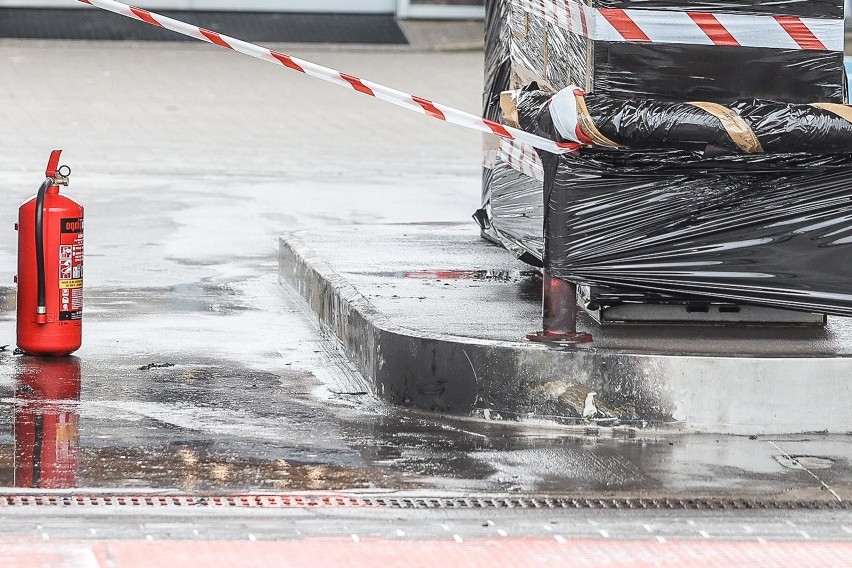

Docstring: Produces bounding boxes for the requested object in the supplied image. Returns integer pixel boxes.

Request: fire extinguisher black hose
[34,177,53,317]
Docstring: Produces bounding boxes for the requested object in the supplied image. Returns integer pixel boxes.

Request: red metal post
[527,269,592,344]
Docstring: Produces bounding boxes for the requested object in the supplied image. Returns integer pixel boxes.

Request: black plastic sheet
[481,0,852,316]
[483,0,511,126]
[506,0,846,103]
[537,87,852,155]
[593,44,844,104]
[543,154,852,317]
[514,90,852,317]
[482,0,512,211]
[482,0,545,256]
[588,1,845,18]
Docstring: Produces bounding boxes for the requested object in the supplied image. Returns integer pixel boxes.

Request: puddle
[83,283,253,319]
[0,353,849,496]
[775,455,835,470]
[358,270,539,282]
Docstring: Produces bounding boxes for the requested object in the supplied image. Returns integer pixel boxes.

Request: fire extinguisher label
[58,217,83,322]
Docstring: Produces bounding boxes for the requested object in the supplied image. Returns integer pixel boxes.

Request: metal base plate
[582,303,827,327]
[526,331,593,344]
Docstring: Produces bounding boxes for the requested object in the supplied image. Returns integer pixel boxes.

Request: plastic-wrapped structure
[480,0,852,317]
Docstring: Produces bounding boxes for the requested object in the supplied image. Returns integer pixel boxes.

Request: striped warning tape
[483,139,544,181]
[77,0,577,156]
[498,139,545,181]
[512,0,843,52]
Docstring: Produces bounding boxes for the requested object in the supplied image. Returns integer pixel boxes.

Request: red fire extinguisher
[16,150,83,356]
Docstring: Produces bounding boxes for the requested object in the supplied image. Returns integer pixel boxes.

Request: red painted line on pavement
[774,16,827,50]
[199,29,233,49]
[599,9,650,42]
[688,12,739,46]
[2,538,852,568]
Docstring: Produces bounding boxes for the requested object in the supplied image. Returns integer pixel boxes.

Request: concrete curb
[279,230,852,435]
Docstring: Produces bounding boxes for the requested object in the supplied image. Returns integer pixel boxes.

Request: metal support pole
[529,146,592,344]
[527,269,592,344]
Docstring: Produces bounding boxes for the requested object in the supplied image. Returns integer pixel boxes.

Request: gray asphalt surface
[0,505,851,543]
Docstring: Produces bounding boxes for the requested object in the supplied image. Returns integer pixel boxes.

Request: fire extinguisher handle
[45,150,62,179]
[34,178,51,323]
[34,149,65,323]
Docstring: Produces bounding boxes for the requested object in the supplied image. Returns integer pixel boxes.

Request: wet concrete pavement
[0,39,478,490]
[0,40,850,551]
[4,337,852,499]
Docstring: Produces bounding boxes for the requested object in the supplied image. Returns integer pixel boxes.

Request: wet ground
[0,40,850,555]
[0,276,850,499]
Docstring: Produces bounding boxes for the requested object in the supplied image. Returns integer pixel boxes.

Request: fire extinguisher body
[16,162,84,356]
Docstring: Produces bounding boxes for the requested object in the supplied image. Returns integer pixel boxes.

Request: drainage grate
[0,495,849,511]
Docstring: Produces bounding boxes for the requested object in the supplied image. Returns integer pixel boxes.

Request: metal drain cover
[1,495,849,511]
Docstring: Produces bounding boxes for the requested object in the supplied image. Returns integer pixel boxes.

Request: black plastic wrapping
[483,0,511,126]
[587,1,845,18]
[482,0,546,257]
[484,161,545,262]
[544,155,852,317]
[545,88,852,154]
[507,0,846,103]
[482,0,511,218]
[593,44,844,103]
[482,0,852,316]
[514,91,852,317]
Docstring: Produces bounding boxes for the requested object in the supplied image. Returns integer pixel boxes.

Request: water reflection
[14,356,81,489]
[0,354,837,498]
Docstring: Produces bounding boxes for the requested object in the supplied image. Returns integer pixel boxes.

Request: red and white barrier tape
[548,86,586,146]
[483,140,545,181]
[512,0,843,52]
[77,0,577,155]
[499,139,545,181]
